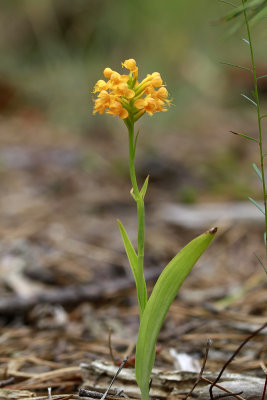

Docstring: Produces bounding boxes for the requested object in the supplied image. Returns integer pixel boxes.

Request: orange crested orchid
[92,58,170,121]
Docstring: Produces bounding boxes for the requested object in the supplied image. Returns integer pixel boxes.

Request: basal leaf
[135,228,217,400]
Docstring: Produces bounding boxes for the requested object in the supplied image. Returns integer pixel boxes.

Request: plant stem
[128,121,147,317]
[242,0,267,254]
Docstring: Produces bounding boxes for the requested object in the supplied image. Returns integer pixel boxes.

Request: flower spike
[92,59,170,121]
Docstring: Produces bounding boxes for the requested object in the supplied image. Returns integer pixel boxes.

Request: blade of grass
[220,61,252,72]
[252,162,263,181]
[140,176,149,199]
[248,197,265,214]
[230,130,258,142]
[241,93,257,106]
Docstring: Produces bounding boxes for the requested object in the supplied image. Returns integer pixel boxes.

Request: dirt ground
[0,110,266,399]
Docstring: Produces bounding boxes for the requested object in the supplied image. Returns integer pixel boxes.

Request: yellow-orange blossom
[93,58,170,121]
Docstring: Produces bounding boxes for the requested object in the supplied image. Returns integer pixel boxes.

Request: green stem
[128,122,139,197]
[242,0,267,254]
[128,121,147,317]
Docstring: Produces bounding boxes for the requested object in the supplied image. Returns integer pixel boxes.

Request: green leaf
[220,61,252,72]
[117,220,147,315]
[230,130,258,142]
[140,176,149,199]
[241,93,257,106]
[135,228,217,400]
[248,197,265,214]
[249,2,267,25]
[221,0,266,22]
[117,220,138,281]
[219,0,267,33]
[252,163,262,181]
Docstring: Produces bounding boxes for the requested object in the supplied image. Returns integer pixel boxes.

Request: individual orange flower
[93,90,110,115]
[134,96,157,116]
[93,79,108,93]
[103,68,114,79]
[107,97,129,119]
[122,58,138,78]
[150,72,163,88]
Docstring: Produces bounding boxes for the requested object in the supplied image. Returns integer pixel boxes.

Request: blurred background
[0,0,266,392]
[0,0,266,198]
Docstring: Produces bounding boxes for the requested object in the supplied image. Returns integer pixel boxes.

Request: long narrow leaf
[220,61,251,72]
[248,197,265,214]
[117,220,138,281]
[117,220,146,315]
[135,228,217,400]
[140,176,149,199]
[241,93,257,106]
[221,0,266,22]
[252,163,262,181]
[250,5,267,24]
[219,0,267,33]
[230,130,258,142]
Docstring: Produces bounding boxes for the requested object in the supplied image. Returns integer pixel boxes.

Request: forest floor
[0,110,266,399]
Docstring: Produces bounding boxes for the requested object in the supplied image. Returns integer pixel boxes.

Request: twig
[201,377,245,400]
[100,357,128,400]
[213,392,243,399]
[79,390,105,399]
[77,392,128,400]
[209,322,267,400]
[79,359,129,400]
[262,374,267,400]
[108,329,117,365]
[184,339,212,399]
[0,377,15,387]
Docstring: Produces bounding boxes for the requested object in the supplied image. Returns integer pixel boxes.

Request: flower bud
[103,68,113,79]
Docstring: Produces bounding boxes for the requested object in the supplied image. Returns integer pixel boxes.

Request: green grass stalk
[241,0,267,254]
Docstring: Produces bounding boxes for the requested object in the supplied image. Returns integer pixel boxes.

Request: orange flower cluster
[93,59,170,121]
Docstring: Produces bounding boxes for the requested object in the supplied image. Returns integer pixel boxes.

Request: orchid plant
[92,59,217,400]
